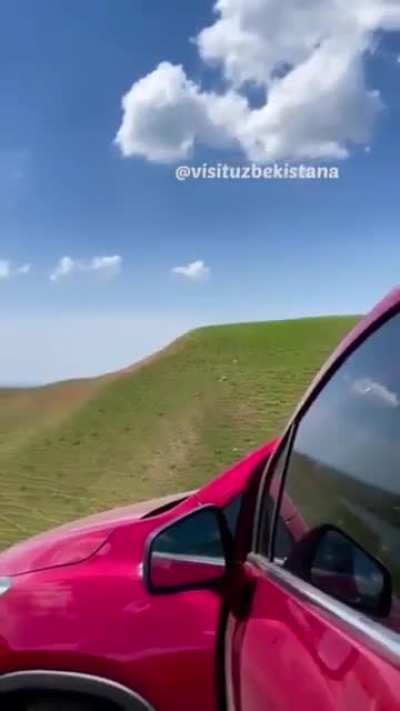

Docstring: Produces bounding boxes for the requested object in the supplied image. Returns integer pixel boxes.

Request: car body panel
[0,442,275,711]
[0,524,221,711]
[229,561,400,711]
[0,492,192,577]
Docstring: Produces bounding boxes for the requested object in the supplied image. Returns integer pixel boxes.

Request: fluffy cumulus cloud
[172,260,211,281]
[116,0,400,162]
[50,255,122,282]
[0,260,31,281]
[115,62,246,162]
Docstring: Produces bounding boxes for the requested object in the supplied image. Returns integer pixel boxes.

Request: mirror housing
[285,525,392,618]
[146,505,232,593]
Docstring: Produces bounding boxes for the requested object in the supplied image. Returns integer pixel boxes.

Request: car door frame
[224,289,400,710]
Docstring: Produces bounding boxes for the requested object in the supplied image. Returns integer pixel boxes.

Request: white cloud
[90,255,122,276]
[116,0,400,163]
[172,260,211,282]
[50,256,76,282]
[115,62,246,162]
[116,62,206,162]
[50,255,122,282]
[0,260,31,281]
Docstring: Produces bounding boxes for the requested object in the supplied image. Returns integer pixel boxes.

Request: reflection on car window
[276,312,400,625]
[154,508,225,559]
[154,495,244,562]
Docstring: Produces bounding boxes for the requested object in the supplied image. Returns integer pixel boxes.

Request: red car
[1,288,400,711]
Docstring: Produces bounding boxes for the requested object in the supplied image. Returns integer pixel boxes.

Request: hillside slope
[0,316,358,548]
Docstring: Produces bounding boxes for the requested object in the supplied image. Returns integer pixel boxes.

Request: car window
[271,311,400,624]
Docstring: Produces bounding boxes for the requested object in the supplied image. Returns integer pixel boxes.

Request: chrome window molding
[248,553,400,667]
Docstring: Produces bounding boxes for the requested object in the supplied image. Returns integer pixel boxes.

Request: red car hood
[0,491,190,577]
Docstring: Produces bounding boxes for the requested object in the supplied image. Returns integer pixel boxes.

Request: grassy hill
[0,315,358,549]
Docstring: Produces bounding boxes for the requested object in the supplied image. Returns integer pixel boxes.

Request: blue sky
[1,1,400,383]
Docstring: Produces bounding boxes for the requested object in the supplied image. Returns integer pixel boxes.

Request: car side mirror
[285,525,392,618]
[145,505,232,593]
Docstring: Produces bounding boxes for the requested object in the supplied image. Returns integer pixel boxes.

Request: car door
[227,302,400,711]
[132,443,274,711]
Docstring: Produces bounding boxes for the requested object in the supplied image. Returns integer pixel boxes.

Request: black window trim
[251,424,297,556]
[248,302,400,661]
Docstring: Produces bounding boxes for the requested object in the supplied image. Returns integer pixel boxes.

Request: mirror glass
[148,506,227,592]
[310,528,388,614]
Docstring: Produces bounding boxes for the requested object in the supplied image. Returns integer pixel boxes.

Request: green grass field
[0,315,358,549]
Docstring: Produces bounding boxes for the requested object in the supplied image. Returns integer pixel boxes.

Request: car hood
[0,491,190,577]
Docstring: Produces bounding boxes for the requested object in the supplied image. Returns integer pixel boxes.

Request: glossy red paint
[229,562,400,711]
[0,493,190,577]
[0,441,275,711]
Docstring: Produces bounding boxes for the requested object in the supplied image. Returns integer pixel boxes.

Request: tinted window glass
[153,494,242,561]
[278,312,400,621]
[154,508,225,559]
[224,494,243,537]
